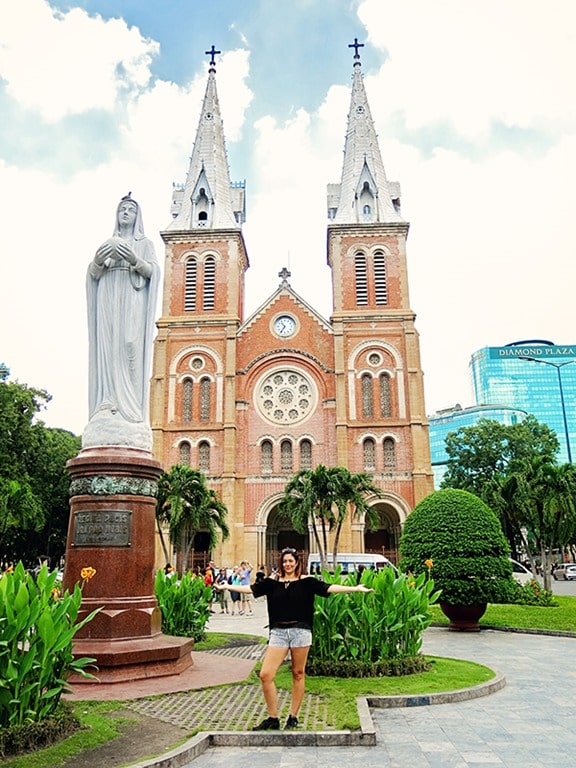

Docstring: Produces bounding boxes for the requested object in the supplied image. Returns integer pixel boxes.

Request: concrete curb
[126,668,505,767]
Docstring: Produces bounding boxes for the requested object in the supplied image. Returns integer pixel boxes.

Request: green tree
[0,377,80,566]
[441,416,559,496]
[25,426,81,564]
[0,379,50,563]
[512,459,576,590]
[0,479,43,561]
[441,416,576,582]
[280,465,382,569]
[441,416,560,556]
[156,465,230,573]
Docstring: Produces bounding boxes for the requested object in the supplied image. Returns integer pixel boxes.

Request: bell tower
[150,47,248,499]
[327,40,433,504]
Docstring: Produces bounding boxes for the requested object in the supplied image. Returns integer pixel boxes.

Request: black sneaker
[252,716,280,731]
[285,715,299,729]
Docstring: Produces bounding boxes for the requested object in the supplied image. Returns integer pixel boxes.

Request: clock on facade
[273,315,296,337]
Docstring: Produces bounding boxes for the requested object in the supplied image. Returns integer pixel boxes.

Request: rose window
[255,370,316,424]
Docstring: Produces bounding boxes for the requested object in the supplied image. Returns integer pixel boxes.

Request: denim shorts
[268,626,312,648]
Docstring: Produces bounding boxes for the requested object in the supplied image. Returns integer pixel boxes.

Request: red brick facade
[150,60,433,571]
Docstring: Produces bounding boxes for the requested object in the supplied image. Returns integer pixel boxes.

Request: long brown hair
[279,547,302,578]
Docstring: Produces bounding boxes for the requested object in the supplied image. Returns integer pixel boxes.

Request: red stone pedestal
[64,446,193,684]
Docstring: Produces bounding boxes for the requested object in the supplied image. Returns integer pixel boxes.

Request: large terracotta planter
[440,602,487,632]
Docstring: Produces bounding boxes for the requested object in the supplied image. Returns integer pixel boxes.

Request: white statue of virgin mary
[83,195,160,450]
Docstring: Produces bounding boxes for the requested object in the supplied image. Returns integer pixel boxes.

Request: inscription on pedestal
[73,510,132,547]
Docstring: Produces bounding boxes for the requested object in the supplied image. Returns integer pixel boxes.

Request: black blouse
[251,576,331,630]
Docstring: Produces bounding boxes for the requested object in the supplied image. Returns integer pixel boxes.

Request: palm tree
[280,465,382,570]
[521,459,576,590]
[156,465,229,573]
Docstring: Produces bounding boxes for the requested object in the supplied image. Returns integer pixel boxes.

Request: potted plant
[399,489,515,630]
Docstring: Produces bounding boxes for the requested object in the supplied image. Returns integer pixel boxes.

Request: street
[551,576,576,596]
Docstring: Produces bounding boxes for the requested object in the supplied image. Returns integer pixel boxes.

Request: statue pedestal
[64,447,193,683]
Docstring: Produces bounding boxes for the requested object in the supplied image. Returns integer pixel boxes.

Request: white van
[306,552,395,575]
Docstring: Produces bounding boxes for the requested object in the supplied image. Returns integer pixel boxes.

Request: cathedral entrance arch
[364,500,406,565]
[259,502,308,574]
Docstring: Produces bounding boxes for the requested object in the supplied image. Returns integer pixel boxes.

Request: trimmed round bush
[399,489,515,605]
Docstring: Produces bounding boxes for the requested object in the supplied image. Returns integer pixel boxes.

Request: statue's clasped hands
[95,237,137,268]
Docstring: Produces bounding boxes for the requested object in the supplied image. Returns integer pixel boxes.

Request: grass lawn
[429,595,576,633]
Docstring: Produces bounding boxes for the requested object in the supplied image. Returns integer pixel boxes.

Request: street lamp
[518,356,575,463]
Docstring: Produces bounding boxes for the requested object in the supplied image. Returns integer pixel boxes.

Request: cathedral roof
[328,43,402,225]
[166,49,244,232]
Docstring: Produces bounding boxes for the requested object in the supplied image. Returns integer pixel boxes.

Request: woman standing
[215,547,372,730]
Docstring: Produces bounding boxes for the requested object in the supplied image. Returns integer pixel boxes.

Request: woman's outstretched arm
[214,582,253,595]
[326,583,373,594]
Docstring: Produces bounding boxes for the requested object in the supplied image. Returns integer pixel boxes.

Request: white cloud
[0,0,158,121]
[359,0,576,136]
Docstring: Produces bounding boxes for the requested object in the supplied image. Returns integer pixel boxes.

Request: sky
[1,0,575,436]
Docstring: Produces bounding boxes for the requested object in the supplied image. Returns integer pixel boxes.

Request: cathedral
[150,44,433,570]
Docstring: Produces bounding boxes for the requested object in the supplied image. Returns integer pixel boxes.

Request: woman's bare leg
[258,646,289,716]
[288,645,310,716]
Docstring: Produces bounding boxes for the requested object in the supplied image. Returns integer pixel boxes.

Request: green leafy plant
[154,569,212,641]
[399,488,516,605]
[0,562,99,730]
[511,579,557,607]
[308,566,439,676]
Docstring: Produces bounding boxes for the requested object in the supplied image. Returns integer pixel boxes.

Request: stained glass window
[363,438,376,470]
[383,437,395,468]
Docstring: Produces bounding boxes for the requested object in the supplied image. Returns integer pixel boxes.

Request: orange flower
[80,566,97,581]
[425,558,434,569]
[51,587,60,601]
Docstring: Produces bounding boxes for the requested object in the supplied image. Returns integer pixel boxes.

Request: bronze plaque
[73,510,132,547]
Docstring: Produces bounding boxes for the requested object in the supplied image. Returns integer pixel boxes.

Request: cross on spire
[205,45,221,70]
[348,37,364,60]
[278,266,291,285]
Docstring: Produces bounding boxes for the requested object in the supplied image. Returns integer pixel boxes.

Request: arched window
[379,373,391,417]
[361,373,373,418]
[261,440,273,474]
[179,441,191,465]
[383,438,396,468]
[374,251,387,305]
[300,439,312,470]
[184,258,197,311]
[280,440,293,473]
[198,211,208,222]
[203,256,215,310]
[198,441,210,473]
[363,204,371,215]
[182,378,193,422]
[363,438,376,471]
[355,252,368,305]
[200,377,211,422]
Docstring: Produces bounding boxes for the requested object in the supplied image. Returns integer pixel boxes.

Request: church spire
[327,40,401,224]
[167,47,245,231]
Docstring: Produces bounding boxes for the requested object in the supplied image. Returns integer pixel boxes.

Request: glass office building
[428,404,527,488]
[470,342,576,465]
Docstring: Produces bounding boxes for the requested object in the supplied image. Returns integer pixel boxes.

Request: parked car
[553,563,576,581]
[509,558,534,585]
